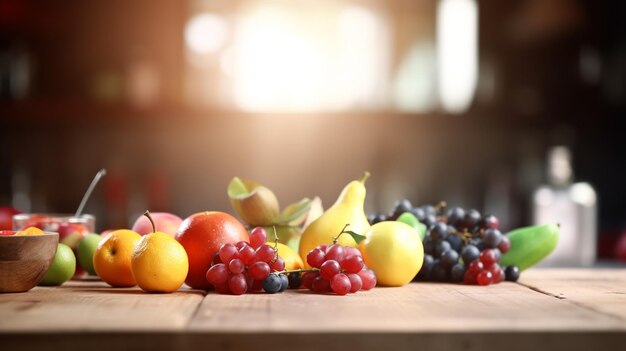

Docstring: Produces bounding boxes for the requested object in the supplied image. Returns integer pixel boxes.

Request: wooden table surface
[1,268,625,351]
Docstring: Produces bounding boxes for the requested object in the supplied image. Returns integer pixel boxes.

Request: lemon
[267,241,303,270]
[359,221,423,287]
[131,232,189,293]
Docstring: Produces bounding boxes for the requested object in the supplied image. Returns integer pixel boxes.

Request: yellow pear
[299,172,371,267]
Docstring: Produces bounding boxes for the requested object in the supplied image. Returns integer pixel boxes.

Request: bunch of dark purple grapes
[369,200,520,286]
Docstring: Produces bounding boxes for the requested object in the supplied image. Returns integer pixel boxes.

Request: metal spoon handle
[75,168,107,217]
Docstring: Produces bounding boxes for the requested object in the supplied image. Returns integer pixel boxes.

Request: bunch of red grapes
[206,227,288,295]
[303,243,376,295]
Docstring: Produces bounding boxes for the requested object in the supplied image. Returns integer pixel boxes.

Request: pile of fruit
[1,171,560,295]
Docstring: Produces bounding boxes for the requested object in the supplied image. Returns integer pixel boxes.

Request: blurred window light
[392,42,437,113]
[231,5,389,112]
[185,13,228,54]
[437,0,478,114]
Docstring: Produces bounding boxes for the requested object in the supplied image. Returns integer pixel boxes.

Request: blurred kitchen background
[1,0,625,261]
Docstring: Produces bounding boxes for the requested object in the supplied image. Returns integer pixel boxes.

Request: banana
[500,223,560,271]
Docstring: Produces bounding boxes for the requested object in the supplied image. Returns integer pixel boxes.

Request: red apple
[0,206,21,230]
[0,230,15,236]
[131,212,182,237]
[175,211,249,290]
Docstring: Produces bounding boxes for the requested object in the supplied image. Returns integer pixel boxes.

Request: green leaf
[227,177,249,199]
[273,198,311,225]
[342,230,366,245]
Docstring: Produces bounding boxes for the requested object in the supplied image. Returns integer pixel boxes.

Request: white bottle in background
[532,146,597,267]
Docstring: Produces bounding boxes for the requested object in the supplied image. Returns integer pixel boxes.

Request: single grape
[505,265,520,282]
[467,259,484,273]
[415,254,434,281]
[423,214,437,228]
[239,245,256,265]
[330,273,351,295]
[471,238,485,251]
[429,222,449,241]
[211,252,222,265]
[311,276,331,293]
[248,261,271,280]
[288,272,302,289]
[219,243,239,263]
[249,278,264,292]
[392,199,413,219]
[228,258,245,274]
[431,264,449,282]
[440,249,459,269]
[249,227,268,249]
[461,245,480,264]
[476,271,493,286]
[206,263,229,285]
[235,241,248,250]
[307,248,326,268]
[463,269,478,285]
[479,249,497,265]
[358,269,377,290]
[498,235,511,254]
[411,207,425,221]
[229,273,248,295]
[483,229,502,249]
[450,263,466,282]
[255,244,276,263]
[433,240,451,258]
[422,205,436,216]
[374,213,388,223]
[269,257,285,272]
[423,236,434,255]
[347,273,362,293]
[341,255,364,273]
[462,209,481,230]
[214,281,231,294]
[320,260,341,280]
[344,246,362,258]
[487,264,503,283]
[446,207,466,227]
[279,274,289,292]
[325,244,345,262]
[301,271,318,289]
[262,274,282,293]
[480,214,500,230]
[446,228,462,252]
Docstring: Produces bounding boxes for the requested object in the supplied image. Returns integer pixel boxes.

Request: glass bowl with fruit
[13,214,95,278]
[0,228,59,293]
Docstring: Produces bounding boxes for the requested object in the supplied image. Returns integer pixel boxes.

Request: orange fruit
[15,227,45,236]
[93,229,141,287]
[131,232,188,293]
[175,212,249,290]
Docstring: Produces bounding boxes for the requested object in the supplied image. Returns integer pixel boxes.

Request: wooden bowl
[0,233,59,293]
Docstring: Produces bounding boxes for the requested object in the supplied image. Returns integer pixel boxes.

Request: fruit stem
[277,268,318,275]
[144,211,156,233]
[435,201,447,213]
[359,171,371,184]
[332,224,351,244]
[271,226,279,262]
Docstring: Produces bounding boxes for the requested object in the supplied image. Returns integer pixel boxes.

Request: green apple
[396,212,427,241]
[40,243,76,286]
[77,233,101,276]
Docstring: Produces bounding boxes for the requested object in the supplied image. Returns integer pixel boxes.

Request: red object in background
[616,232,626,261]
[0,206,21,230]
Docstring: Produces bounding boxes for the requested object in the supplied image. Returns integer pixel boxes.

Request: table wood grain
[1,269,625,351]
